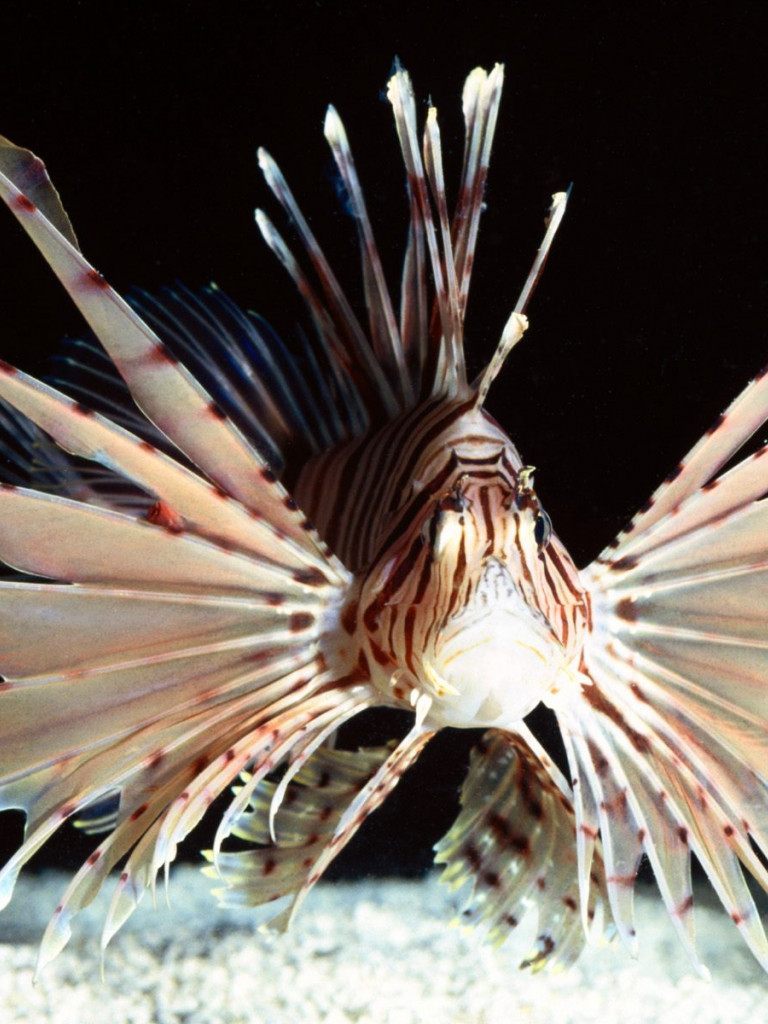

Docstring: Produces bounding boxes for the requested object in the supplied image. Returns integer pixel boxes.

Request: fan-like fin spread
[565,357,768,975]
[0,135,373,968]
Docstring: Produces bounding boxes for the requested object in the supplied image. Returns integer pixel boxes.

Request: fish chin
[424,607,562,729]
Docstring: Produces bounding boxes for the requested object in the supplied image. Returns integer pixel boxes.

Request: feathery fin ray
[568,335,768,973]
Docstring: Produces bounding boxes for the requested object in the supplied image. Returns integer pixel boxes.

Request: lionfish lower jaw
[419,642,569,731]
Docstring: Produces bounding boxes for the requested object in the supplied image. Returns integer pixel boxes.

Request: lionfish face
[359,455,585,729]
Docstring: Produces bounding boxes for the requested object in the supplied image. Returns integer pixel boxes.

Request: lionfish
[0,63,766,981]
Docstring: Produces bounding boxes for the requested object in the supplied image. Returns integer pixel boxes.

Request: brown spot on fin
[0,135,80,248]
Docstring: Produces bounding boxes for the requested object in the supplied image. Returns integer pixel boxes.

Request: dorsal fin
[474,188,570,407]
[258,66,508,420]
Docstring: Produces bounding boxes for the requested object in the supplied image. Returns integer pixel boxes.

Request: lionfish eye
[442,482,469,514]
[534,509,552,549]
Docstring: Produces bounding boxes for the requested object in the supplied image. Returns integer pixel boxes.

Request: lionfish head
[364,456,575,730]
[422,466,569,728]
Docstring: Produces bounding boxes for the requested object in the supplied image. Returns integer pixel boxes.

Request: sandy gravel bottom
[1,866,767,1023]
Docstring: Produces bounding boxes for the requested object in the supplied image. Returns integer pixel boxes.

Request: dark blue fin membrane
[0,281,373,507]
[128,284,369,479]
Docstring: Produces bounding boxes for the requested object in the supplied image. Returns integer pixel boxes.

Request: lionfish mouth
[425,605,565,728]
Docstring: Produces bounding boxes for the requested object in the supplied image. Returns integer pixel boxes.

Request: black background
[1,1,767,876]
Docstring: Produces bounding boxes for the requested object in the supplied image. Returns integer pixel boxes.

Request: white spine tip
[387,68,412,105]
[696,961,712,983]
[256,148,274,173]
[551,190,568,210]
[323,105,343,143]
[546,190,569,226]
[487,63,505,90]
[257,149,281,189]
